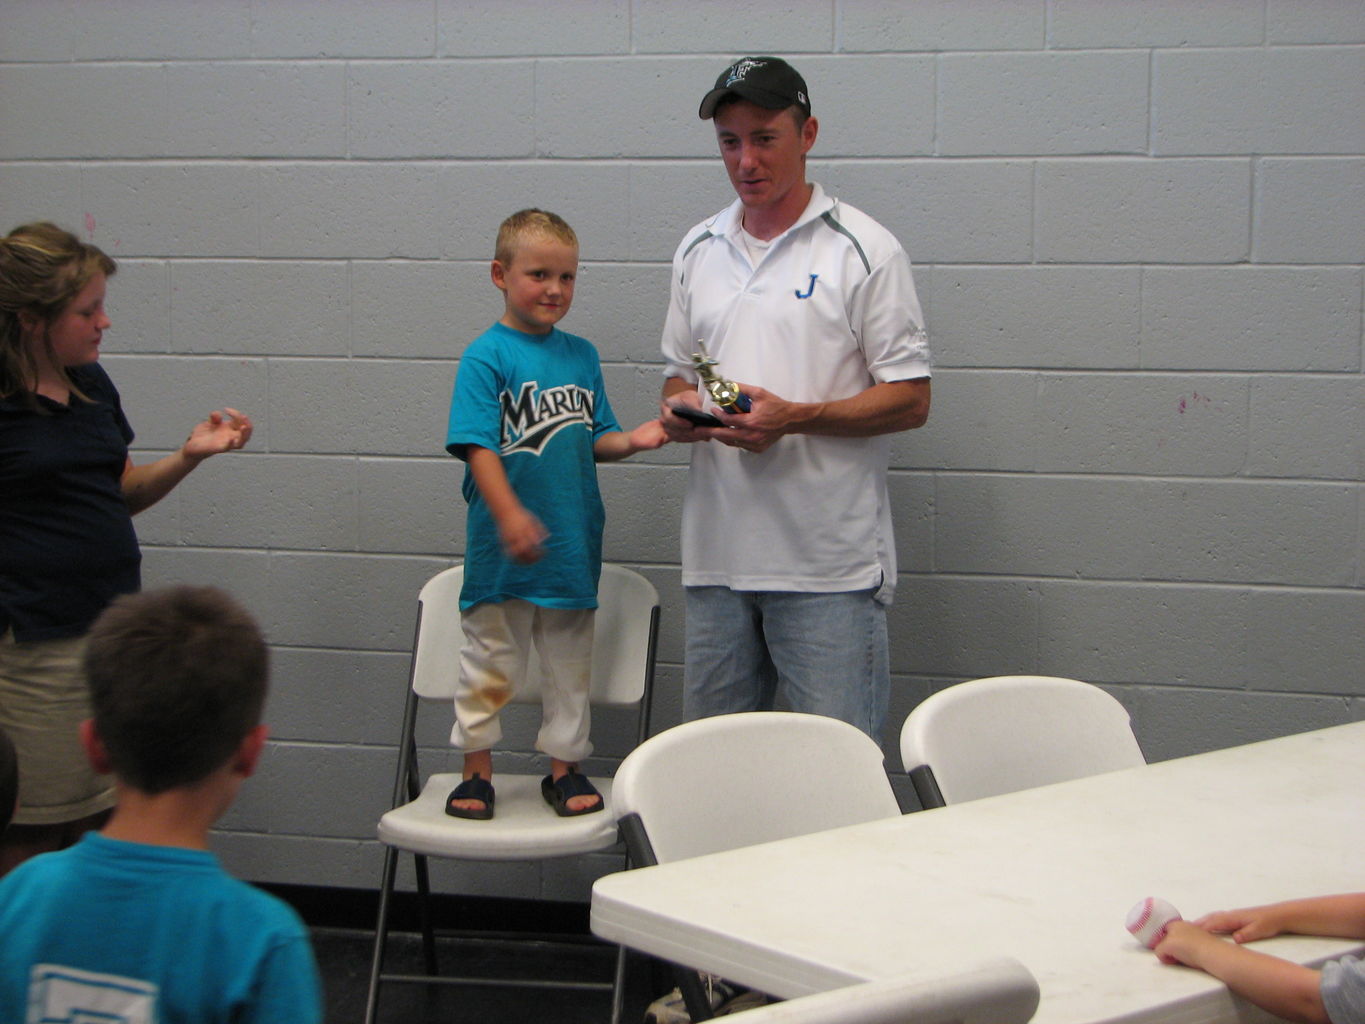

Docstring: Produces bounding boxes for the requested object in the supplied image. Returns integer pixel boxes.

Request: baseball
[1126,897,1182,949]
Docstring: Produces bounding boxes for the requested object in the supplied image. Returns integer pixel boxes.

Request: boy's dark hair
[83,585,268,795]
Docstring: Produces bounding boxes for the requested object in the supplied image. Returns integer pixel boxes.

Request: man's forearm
[778,378,930,437]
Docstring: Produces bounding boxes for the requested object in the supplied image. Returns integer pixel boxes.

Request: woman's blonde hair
[0,221,117,403]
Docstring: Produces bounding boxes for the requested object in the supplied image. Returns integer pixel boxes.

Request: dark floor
[270,885,666,1024]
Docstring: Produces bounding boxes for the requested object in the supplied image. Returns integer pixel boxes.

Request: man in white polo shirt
[659,56,932,742]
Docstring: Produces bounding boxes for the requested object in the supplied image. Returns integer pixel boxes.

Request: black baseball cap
[698,56,811,120]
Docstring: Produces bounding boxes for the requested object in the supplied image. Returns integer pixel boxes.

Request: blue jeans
[683,587,889,741]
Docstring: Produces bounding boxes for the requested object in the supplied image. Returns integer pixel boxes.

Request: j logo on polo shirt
[795,274,819,299]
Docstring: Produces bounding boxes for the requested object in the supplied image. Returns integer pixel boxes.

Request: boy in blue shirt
[0,585,322,1023]
[445,209,666,819]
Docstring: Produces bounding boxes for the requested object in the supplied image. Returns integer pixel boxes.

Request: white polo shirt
[661,183,931,600]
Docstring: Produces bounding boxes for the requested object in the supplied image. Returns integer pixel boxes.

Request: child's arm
[466,445,547,564]
[1155,921,1329,1023]
[1198,895,1365,944]
[593,418,669,462]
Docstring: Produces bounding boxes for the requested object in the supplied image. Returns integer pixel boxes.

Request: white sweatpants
[450,599,595,763]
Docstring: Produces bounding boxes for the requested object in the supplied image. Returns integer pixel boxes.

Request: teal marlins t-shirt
[446,322,621,610]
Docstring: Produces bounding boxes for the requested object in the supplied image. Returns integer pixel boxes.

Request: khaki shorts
[0,629,116,826]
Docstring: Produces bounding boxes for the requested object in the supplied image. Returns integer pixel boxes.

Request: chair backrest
[900,675,1145,807]
[409,563,658,708]
[718,959,1039,1024]
[612,712,901,864]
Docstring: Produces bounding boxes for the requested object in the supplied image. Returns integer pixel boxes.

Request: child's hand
[498,507,548,564]
[629,418,669,452]
[1154,919,1226,967]
[1195,906,1287,944]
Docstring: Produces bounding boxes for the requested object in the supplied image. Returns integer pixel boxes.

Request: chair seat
[378,773,620,861]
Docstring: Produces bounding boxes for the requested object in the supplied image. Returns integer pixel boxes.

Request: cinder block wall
[1,0,1361,899]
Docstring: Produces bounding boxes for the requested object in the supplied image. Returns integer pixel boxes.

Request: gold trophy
[691,341,752,413]
[668,341,752,427]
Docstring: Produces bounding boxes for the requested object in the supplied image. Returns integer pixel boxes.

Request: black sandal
[541,768,603,817]
[445,773,494,820]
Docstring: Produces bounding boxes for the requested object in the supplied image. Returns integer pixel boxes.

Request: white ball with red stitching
[1126,897,1182,949]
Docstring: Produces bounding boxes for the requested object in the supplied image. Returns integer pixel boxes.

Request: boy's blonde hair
[495,209,578,267]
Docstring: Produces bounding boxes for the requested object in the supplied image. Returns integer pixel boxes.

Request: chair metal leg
[678,965,715,1021]
[609,943,627,1024]
[363,844,401,1024]
[413,852,438,975]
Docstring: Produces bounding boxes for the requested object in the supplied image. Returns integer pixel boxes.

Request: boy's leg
[533,607,599,813]
[448,601,532,815]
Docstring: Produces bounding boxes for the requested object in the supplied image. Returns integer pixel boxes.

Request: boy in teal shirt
[445,209,665,819]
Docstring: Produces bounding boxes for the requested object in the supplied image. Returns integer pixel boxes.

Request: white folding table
[592,721,1365,1023]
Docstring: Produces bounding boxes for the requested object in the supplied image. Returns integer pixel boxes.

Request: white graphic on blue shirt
[499,381,596,456]
[28,963,159,1024]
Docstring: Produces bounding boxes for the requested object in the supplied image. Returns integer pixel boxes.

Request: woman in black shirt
[0,221,253,873]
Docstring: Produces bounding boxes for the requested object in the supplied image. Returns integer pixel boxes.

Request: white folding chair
[716,959,1039,1024]
[611,712,902,1020]
[900,675,1145,808]
[364,563,659,1024]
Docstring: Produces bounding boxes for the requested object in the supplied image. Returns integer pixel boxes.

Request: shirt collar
[713,182,834,245]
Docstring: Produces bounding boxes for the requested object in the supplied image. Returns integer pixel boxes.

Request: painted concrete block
[940,51,1148,155]
[82,164,259,257]
[164,63,347,158]
[1050,0,1263,47]
[1033,373,1249,476]
[929,266,1141,368]
[438,0,630,57]
[796,55,936,158]
[71,0,252,60]
[102,260,172,355]
[0,65,169,159]
[267,358,453,456]
[842,0,1044,52]
[101,353,269,450]
[1248,376,1365,480]
[1267,0,1365,43]
[891,575,1040,677]
[177,453,360,551]
[267,648,411,745]
[351,260,486,360]
[1141,266,1362,371]
[632,0,833,54]
[357,456,466,556]
[349,60,535,158]
[895,368,1040,472]
[1154,48,1365,155]
[172,260,350,356]
[0,166,83,231]
[1036,159,1251,263]
[823,160,1034,263]
[1255,158,1365,263]
[250,0,436,58]
[626,163,737,261]
[937,474,1357,586]
[1122,686,1352,762]
[262,551,448,650]
[538,58,713,158]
